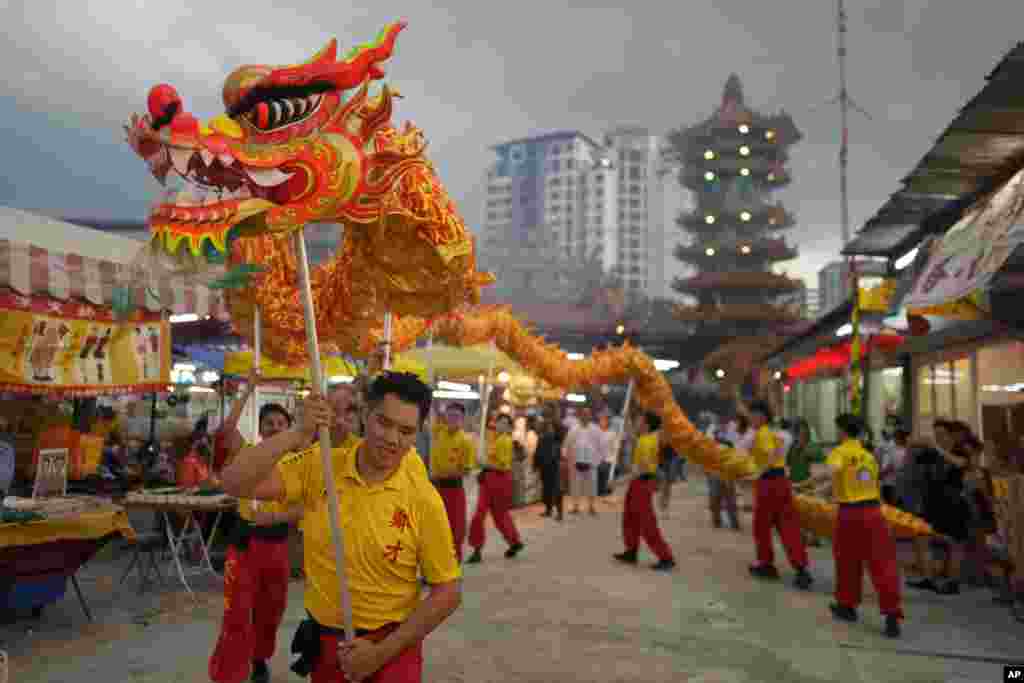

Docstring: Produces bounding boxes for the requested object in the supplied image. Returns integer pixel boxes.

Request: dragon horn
[265,22,406,91]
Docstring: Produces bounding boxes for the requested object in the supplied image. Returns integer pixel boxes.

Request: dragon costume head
[125,22,493,361]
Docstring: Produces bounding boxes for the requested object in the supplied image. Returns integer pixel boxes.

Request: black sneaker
[466,549,482,564]
[505,543,524,559]
[652,559,676,572]
[613,550,638,565]
[936,580,960,595]
[251,659,270,683]
[907,577,938,592]
[794,568,814,591]
[829,602,858,623]
[884,615,901,638]
[749,564,780,579]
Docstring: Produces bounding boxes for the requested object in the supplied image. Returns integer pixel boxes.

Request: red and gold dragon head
[125,22,493,362]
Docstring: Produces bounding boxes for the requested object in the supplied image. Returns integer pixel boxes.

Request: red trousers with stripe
[834,504,904,619]
[469,470,521,549]
[753,476,808,569]
[209,538,290,683]
[435,483,467,562]
[312,625,422,682]
[623,478,674,562]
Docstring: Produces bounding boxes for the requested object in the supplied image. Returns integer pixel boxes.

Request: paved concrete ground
[2,475,1022,682]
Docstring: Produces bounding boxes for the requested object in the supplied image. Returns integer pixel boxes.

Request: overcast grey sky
[1,0,1022,286]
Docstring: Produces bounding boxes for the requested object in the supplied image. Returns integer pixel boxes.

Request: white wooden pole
[292,231,353,638]
[476,348,497,466]
[610,379,635,481]
[251,305,261,442]
[383,312,393,370]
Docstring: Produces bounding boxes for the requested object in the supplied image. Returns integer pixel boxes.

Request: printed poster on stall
[0,291,170,396]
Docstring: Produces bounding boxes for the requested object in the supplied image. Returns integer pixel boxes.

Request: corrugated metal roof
[844,43,1024,258]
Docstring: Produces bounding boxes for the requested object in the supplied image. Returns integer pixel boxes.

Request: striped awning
[0,238,226,318]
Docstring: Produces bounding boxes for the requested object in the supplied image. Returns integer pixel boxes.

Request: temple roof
[673,270,802,293]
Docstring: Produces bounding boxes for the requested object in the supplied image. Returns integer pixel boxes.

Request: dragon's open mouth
[147,144,310,225]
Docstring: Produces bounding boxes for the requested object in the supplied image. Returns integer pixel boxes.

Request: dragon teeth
[217,153,234,166]
[199,149,215,166]
[169,148,193,176]
[244,166,294,187]
[269,101,283,127]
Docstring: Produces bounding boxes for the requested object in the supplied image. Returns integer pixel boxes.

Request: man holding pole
[743,400,814,591]
[430,403,476,562]
[221,371,462,682]
[796,414,903,638]
[210,397,303,683]
[466,413,525,563]
[614,411,676,571]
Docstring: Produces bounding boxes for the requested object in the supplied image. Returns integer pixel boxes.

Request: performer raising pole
[222,372,462,681]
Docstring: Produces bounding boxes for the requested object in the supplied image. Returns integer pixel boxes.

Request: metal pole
[251,305,261,442]
[292,231,354,639]
[837,0,850,245]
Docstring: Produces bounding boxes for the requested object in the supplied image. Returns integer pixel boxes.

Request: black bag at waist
[635,473,657,481]
[228,519,290,549]
[759,468,787,480]
[290,612,391,677]
[838,498,881,509]
[433,477,463,489]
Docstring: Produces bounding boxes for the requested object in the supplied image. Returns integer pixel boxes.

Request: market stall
[0,208,225,618]
[0,207,225,488]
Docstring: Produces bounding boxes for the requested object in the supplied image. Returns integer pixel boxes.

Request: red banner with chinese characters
[0,290,170,397]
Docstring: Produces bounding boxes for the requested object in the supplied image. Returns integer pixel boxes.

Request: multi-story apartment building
[481,128,688,301]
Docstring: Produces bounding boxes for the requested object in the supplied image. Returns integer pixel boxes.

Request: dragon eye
[243,94,322,131]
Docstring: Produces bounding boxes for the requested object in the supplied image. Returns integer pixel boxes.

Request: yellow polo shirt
[826,439,880,504]
[488,433,514,471]
[751,425,785,474]
[276,438,460,631]
[633,433,659,476]
[430,425,476,479]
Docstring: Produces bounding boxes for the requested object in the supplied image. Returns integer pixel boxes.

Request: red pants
[469,470,521,549]
[436,484,467,562]
[753,476,808,569]
[313,629,422,682]
[834,504,904,619]
[209,538,291,683]
[623,478,674,561]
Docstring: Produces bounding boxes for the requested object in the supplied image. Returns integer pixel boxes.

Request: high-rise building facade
[481,129,684,300]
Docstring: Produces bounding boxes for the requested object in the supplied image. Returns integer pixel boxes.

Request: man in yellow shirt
[613,412,675,571]
[221,371,462,682]
[798,414,902,638]
[430,403,476,562]
[210,397,303,683]
[467,413,524,563]
[744,401,813,590]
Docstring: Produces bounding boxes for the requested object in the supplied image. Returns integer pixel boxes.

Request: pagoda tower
[666,74,804,384]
